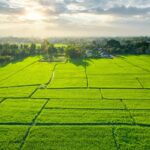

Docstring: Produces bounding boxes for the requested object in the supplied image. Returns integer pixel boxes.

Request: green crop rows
[0,55,150,149]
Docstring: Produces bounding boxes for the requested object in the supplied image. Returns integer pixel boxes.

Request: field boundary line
[0,122,150,127]
[0,84,40,89]
[121,100,136,124]
[28,87,39,98]
[99,89,104,99]
[46,64,58,86]
[136,77,144,88]
[112,127,120,150]
[46,87,150,90]
[0,60,38,83]
[0,86,150,90]
[121,57,150,73]
[1,96,150,100]
[19,99,49,150]
[44,107,126,110]
[0,98,6,104]
[35,122,150,127]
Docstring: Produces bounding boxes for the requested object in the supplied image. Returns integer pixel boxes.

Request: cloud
[0,0,25,15]
[0,0,150,37]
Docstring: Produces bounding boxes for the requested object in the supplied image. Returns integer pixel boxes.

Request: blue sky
[0,0,150,37]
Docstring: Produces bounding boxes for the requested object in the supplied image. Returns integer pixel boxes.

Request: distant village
[85,48,113,58]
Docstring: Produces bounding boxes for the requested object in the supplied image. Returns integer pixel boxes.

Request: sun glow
[24,10,45,21]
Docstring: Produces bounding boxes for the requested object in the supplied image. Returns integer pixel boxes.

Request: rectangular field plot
[32,89,101,99]
[115,126,150,149]
[0,86,37,98]
[112,57,147,73]
[0,99,45,123]
[36,109,132,124]
[0,126,28,150]
[88,75,140,88]
[23,126,116,150]
[54,71,86,78]
[0,56,40,82]
[86,59,124,75]
[46,99,125,109]
[48,78,87,88]
[123,100,150,109]
[138,75,150,88]
[130,110,150,124]
[102,89,150,100]
[56,61,85,72]
[123,56,150,72]
[0,62,55,87]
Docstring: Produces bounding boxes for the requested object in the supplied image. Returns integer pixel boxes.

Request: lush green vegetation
[23,126,116,150]
[0,99,45,123]
[0,55,150,149]
[1,37,150,64]
[0,126,28,150]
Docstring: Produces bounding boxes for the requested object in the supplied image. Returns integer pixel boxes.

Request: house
[85,50,93,58]
[85,48,113,58]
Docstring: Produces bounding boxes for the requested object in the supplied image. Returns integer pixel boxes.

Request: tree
[41,40,49,54]
[48,44,57,61]
[65,45,83,59]
[30,43,36,54]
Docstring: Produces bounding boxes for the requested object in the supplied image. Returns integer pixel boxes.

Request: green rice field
[0,55,150,150]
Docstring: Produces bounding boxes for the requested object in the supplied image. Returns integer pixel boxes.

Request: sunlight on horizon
[23,10,46,21]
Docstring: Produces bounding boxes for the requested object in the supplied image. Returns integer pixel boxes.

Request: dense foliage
[0,37,150,63]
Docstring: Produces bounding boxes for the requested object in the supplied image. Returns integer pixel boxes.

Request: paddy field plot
[22,126,116,150]
[48,61,87,88]
[0,126,28,150]
[32,89,101,99]
[101,89,150,100]
[0,56,40,82]
[0,86,37,98]
[0,55,150,150]
[114,126,150,150]
[0,62,55,87]
[0,99,46,123]
[45,99,125,109]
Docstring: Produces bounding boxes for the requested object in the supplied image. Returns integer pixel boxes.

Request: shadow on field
[0,55,37,68]
[69,58,93,68]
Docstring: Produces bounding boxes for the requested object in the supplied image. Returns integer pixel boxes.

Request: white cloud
[0,0,150,37]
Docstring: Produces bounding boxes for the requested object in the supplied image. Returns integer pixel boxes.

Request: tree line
[0,38,150,64]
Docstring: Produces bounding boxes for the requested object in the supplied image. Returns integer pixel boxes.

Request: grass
[0,55,150,150]
[32,89,101,99]
[88,75,141,88]
[45,99,125,109]
[54,43,68,48]
[48,78,87,88]
[0,86,37,98]
[0,126,28,150]
[123,100,150,109]
[123,55,150,72]
[0,62,55,87]
[130,110,150,124]
[0,56,40,82]
[36,109,132,124]
[138,75,150,88]
[23,126,116,150]
[115,126,150,149]
[102,89,150,99]
[0,99,46,123]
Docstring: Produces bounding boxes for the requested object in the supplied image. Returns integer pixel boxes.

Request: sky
[0,0,150,37]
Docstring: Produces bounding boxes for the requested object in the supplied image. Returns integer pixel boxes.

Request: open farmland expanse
[0,55,150,150]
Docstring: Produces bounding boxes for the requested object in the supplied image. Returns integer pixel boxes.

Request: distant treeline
[0,42,64,64]
[0,37,150,64]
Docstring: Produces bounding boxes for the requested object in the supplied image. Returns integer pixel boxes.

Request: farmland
[0,55,150,150]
